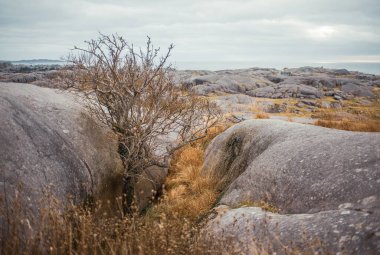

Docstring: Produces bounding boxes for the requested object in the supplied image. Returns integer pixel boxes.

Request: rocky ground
[0,62,69,88]
[1,63,380,254]
[174,67,380,123]
[175,66,379,99]
[2,62,379,124]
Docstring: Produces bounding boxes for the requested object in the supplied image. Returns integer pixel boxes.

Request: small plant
[234,200,280,213]
[255,112,270,119]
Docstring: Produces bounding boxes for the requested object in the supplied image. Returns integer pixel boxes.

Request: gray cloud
[0,0,379,68]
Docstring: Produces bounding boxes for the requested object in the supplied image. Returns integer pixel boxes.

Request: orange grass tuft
[155,125,227,220]
[255,112,270,119]
[314,118,380,132]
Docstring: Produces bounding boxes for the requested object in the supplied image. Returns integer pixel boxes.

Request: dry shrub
[255,112,270,119]
[68,33,220,213]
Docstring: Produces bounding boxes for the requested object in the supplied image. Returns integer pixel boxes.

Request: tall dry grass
[313,101,380,132]
[0,194,211,255]
[314,118,380,132]
[0,126,228,255]
[312,96,380,132]
[153,125,227,220]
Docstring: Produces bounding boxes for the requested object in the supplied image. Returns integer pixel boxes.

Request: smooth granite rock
[0,83,123,207]
[203,206,379,254]
[202,119,380,254]
[0,83,167,240]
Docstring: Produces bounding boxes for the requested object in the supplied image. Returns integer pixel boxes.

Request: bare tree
[68,33,220,212]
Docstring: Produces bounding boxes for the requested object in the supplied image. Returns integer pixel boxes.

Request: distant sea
[174,61,380,75]
[10,60,68,66]
[8,60,380,75]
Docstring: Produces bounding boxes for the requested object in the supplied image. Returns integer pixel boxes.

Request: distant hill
[10,59,65,64]
[0,59,68,66]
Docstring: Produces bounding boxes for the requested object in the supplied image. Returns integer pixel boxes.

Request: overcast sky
[0,0,379,69]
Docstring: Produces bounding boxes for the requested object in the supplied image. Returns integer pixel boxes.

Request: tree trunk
[122,175,136,214]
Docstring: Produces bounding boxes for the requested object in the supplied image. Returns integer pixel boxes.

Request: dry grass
[255,112,270,119]
[0,126,228,255]
[249,103,271,119]
[313,100,380,132]
[250,96,380,131]
[1,194,210,255]
[153,125,227,220]
[314,118,380,132]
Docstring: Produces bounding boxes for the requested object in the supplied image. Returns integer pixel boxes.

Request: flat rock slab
[202,119,380,254]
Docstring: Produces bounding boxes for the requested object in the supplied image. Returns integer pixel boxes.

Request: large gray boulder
[0,82,124,200]
[0,83,123,212]
[202,120,380,254]
[0,83,124,243]
[0,83,167,241]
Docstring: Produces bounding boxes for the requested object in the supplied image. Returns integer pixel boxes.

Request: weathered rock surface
[2,64,378,100]
[342,83,374,97]
[214,94,255,114]
[134,165,168,213]
[0,82,125,215]
[202,119,380,254]
[0,63,70,88]
[175,67,379,99]
[204,206,379,254]
[0,83,167,239]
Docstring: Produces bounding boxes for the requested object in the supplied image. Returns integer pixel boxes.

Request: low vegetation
[151,125,227,220]
[313,100,380,132]
[234,200,280,213]
[0,126,227,255]
[314,116,380,132]
[1,195,208,255]
[255,112,270,119]
[248,95,380,132]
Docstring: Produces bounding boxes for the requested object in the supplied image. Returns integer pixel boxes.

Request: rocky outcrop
[201,120,380,254]
[0,83,167,240]
[175,67,379,99]
[0,82,125,220]
[0,63,70,88]
[2,65,378,100]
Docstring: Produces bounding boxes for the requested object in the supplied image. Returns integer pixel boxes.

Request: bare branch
[67,33,221,212]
